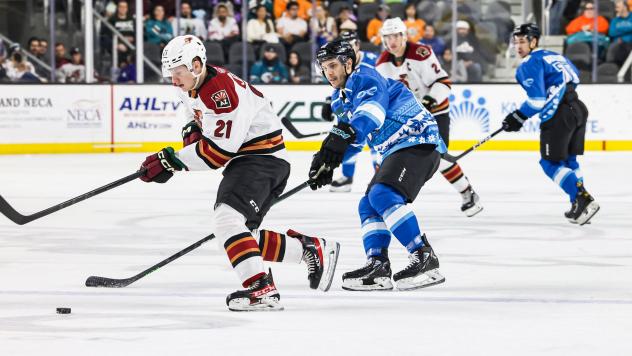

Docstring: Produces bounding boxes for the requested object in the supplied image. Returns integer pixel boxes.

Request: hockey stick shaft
[0,169,146,225]
[442,127,504,163]
[85,180,312,288]
[281,117,329,139]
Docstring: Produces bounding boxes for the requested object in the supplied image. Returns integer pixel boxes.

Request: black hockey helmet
[338,30,359,43]
[316,39,356,69]
[512,23,541,42]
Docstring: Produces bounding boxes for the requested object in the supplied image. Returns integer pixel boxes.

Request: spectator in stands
[565,1,609,35]
[2,44,41,82]
[367,4,390,45]
[274,0,311,20]
[403,4,425,44]
[145,5,174,47]
[441,48,467,83]
[250,44,289,83]
[54,43,71,69]
[0,40,7,82]
[287,50,309,83]
[57,47,86,83]
[109,0,135,62]
[420,24,445,56]
[249,0,274,20]
[609,0,632,65]
[276,1,308,51]
[208,3,240,59]
[336,5,358,32]
[171,1,207,40]
[311,5,337,47]
[27,37,47,78]
[447,20,485,82]
[117,54,136,83]
[247,5,279,46]
[39,38,49,58]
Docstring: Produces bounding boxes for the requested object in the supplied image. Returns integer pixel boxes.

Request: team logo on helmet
[211,90,231,109]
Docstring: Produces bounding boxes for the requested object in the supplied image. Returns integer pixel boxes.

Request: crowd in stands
[1,0,631,84]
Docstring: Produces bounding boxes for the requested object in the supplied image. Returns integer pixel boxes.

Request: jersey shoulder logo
[415,44,432,60]
[522,78,534,87]
[211,90,231,109]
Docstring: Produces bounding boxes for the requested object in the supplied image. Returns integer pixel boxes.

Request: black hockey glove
[318,122,356,169]
[502,110,528,132]
[421,95,437,111]
[321,96,334,121]
[182,120,203,147]
[308,153,333,190]
[140,147,185,183]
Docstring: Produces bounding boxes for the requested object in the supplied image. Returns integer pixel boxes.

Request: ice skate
[226,269,283,312]
[287,230,340,291]
[460,185,483,217]
[342,250,394,291]
[329,176,353,192]
[393,236,445,291]
[565,184,599,226]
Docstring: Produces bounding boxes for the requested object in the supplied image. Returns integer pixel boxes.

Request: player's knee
[367,183,405,216]
[539,158,563,177]
[358,195,378,222]
[565,155,579,170]
[214,203,249,241]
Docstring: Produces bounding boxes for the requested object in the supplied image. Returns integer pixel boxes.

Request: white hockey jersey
[176,65,286,171]
[376,42,451,115]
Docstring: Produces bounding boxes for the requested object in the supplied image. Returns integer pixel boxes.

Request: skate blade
[228,297,284,312]
[396,269,445,291]
[577,202,600,226]
[318,241,341,292]
[341,277,394,291]
[463,204,483,217]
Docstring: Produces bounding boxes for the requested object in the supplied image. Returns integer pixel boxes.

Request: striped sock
[361,217,391,257]
[383,204,425,253]
[258,230,303,264]
[224,232,266,287]
[440,161,470,193]
[540,159,579,202]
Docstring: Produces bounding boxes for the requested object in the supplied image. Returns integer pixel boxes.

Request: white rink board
[0,85,111,143]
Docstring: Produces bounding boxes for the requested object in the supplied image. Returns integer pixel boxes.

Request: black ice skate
[393,236,445,291]
[329,176,353,192]
[226,269,283,312]
[287,230,340,292]
[460,185,483,217]
[342,249,394,291]
[565,183,599,225]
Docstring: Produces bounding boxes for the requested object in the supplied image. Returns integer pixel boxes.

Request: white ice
[0,151,631,356]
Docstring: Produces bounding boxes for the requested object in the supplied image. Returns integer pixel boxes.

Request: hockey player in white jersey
[138,35,340,311]
[376,18,483,217]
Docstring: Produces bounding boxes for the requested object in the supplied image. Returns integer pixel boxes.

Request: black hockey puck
[56,307,71,314]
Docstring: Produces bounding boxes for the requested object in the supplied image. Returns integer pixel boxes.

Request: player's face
[384,33,405,56]
[513,35,536,58]
[169,65,196,91]
[320,58,348,89]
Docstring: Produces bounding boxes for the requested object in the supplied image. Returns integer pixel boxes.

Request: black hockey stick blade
[84,180,313,288]
[0,169,145,225]
[441,127,504,163]
[281,117,329,139]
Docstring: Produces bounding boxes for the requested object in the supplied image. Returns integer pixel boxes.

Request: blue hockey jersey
[330,64,446,159]
[516,48,580,123]
[359,50,378,68]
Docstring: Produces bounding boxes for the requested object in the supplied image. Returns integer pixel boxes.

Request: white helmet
[380,17,407,43]
[161,35,207,78]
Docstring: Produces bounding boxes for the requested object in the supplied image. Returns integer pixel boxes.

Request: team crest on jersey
[416,46,431,59]
[211,90,231,109]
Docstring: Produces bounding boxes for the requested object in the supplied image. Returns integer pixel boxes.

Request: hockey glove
[182,120,203,147]
[308,153,333,190]
[502,110,528,132]
[319,122,356,169]
[321,96,334,122]
[140,147,185,183]
[421,95,437,111]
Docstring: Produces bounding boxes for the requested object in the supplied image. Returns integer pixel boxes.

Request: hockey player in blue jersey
[503,23,599,225]
[321,30,380,192]
[309,39,446,291]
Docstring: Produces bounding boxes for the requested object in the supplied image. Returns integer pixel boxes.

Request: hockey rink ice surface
[0,151,631,356]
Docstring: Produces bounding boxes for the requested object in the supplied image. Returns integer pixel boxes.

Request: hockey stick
[441,127,504,163]
[85,179,312,288]
[281,117,329,139]
[0,169,146,225]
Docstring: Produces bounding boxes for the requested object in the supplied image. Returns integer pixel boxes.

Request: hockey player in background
[321,30,380,192]
[309,40,445,291]
[503,24,599,225]
[138,35,340,311]
[376,18,483,217]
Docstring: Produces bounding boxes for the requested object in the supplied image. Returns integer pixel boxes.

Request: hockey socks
[224,232,266,287]
[257,230,303,264]
[539,158,580,202]
[439,160,470,193]
[360,216,391,257]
